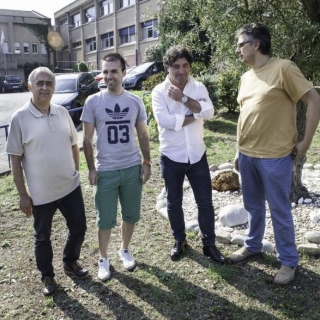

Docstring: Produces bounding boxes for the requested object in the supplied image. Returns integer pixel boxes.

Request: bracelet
[143,160,152,166]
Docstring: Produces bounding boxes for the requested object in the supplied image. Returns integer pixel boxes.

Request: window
[32,43,38,54]
[86,37,97,52]
[141,19,158,40]
[85,6,96,23]
[100,0,113,16]
[101,32,114,49]
[60,18,68,26]
[72,13,81,28]
[119,26,135,45]
[119,0,135,9]
[23,42,29,54]
[14,42,21,54]
[41,43,47,54]
[72,41,82,48]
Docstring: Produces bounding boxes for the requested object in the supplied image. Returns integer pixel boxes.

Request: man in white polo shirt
[6,67,88,297]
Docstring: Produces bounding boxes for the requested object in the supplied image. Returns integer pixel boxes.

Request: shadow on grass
[186,246,320,319]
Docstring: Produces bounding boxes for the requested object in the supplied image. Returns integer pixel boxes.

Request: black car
[0,75,24,93]
[51,72,99,124]
[122,61,164,90]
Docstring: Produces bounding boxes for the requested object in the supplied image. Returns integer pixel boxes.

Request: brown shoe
[230,246,261,263]
[42,276,56,296]
[64,261,89,279]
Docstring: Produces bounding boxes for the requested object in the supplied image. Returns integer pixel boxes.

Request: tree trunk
[290,100,309,202]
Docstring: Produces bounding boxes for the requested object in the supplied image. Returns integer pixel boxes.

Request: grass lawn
[0,112,319,320]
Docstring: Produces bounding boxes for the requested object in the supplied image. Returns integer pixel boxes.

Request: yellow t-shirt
[237,57,313,158]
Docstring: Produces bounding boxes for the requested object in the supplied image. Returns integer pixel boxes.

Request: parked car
[94,72,104,83]
[88,70,102,78]
[51,72,99,124]
[122,61,164,90]
[0,75,24,93]
[98,66,137,91]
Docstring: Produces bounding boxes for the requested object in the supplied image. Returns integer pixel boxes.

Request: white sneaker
[98,257,110,281]
[118,249,136,270]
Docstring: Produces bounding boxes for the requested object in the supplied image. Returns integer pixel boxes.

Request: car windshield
[130,62,154,73]
[6,76,21,82]
[54,79,77,93]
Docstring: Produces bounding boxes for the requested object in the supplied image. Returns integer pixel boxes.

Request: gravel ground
[181,169,320,246]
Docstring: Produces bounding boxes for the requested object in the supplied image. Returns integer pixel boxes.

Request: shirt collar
[27,99,58,117]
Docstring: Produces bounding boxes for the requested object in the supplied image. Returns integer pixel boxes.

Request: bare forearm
[72,144,80,170]
[139,132,151,161]
[83,139,96,170]
[183,114,196,127]
[184,98,201,113]
[10,156,28,197]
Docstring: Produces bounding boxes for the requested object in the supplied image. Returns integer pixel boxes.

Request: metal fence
[0,107,83,175]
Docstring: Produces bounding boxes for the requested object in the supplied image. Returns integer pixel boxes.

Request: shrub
[195,73,218,110]
[77,61,89,72]
[142,71,166,91]
[144,45,164,62]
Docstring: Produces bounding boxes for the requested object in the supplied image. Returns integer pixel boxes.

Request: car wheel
[135,80,143,90]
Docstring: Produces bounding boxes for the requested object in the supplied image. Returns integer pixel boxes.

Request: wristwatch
[181,95,188,104]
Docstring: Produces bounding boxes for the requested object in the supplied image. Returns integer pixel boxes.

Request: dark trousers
[32,186,87,281]
[161,153,216,246]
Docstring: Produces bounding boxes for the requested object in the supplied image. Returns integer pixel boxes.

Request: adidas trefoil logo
[105,103,129,119]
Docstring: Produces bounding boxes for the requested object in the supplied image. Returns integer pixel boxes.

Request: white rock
[219,204,249,227]
[314,164,320,170]
[310,212,319,224]
[183,180,189,189]
[156,199,167,211]
[185,220,199,231]
[222,226,234,232]
[303,163,314,169]
[215,229,231,244]
[298,197,304,204]
[218,162,234,170]
[305,231,320,244]
[156,187,166,201]
[231,234,246,246]
[291,203,296,208]
[262,239,275,253]
[304,198,312,204]
[158,207,168,220]
[297,243,320,255]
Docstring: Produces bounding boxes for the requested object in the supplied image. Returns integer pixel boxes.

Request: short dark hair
[163,45,193,68]
[236,22,271,55]
[102,53,126,71]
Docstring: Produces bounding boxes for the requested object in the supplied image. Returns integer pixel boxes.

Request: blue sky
[1,0,75,25]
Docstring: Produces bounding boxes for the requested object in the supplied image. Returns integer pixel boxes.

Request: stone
[298,197,304,204]
[305,231,320,244]
[215,229,231,244]
[303,163,314,169]
[314,164,320,170]
[219,204,249,227]
[158,207,168,220]
[262,239,275,253]
[310,212,319,224]
[218,162,234,170]
[156,199,166,211]
[209,164,219,172]
[297,243,320,256]
[157,187,166,201]
[304,198,312,204]
[231,234,246,246]
[211,170,240,192]
[185,220,199,231]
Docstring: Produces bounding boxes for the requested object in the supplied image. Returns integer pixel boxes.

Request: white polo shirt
[6,100,80,205]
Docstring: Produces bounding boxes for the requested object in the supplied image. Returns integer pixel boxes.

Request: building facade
[0,9,51,81]
[54,0,160,71]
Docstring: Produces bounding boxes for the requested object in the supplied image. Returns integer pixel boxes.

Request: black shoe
[203,245,226,263]
[64,261,89,279]
[42,276,56,296]
[170,240,188,261]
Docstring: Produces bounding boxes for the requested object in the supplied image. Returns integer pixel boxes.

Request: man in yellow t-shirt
[230,22,320,285]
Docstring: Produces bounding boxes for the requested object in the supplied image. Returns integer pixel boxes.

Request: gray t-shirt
[81,90,147,171]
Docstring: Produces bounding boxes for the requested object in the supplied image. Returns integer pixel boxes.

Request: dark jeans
[32,185,87,281]
[161,153,216,246]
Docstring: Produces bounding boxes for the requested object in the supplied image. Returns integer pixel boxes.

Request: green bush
[142,71,166,91]
[195,74,218,110]
[144,45,165,62]
[77,61,89,72]
[191,61,207,77]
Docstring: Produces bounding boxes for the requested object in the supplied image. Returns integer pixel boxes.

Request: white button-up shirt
[152,76,214,164]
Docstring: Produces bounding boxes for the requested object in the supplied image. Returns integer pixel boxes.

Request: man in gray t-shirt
[81,53,151,281]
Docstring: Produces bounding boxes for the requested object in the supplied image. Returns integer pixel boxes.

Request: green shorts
[95,165,142,229]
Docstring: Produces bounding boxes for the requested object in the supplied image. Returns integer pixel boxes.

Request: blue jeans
[239,152,299,267]
[161,153,216,246]
[32,186,87,280]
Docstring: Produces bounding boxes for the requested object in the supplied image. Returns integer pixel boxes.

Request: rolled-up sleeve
[192,84,214,120]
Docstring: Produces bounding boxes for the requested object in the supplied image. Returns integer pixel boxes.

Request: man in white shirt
[152,45,226,263]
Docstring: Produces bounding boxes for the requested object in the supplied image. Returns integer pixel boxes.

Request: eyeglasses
[236,41,252,49]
